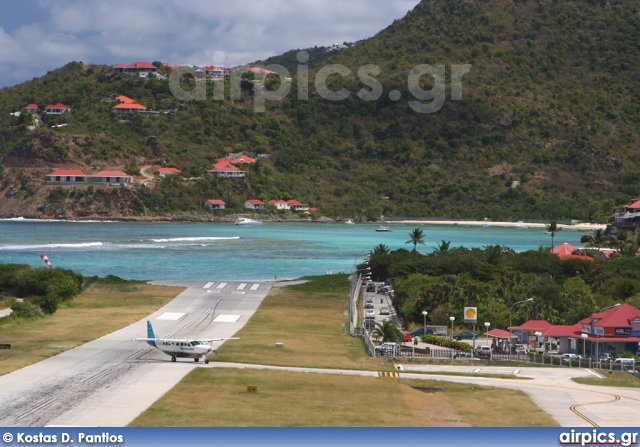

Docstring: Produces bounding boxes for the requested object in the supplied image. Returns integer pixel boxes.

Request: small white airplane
[135,320,238,364]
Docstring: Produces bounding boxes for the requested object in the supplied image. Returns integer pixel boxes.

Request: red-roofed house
[115,95,135,104]
[45,103,72,115]
[24,104,39,114]
[230,155,256,164]
[45,170,88,184]
[154,167,181,177]
[595,249,617,261]
[113,103,147,114]
[552,243,594,262]
[609,198,640,235]
[89,170,133,184]
[113,62,158,78]
[206,162,245,179]
[286,200,309,211]
[205,199,226,210]
[269,200,289,210]
[244,199,265,210]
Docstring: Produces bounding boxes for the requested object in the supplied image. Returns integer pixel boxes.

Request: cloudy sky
[0,0,421,88]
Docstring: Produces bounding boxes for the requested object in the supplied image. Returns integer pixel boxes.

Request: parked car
[403,332,413,342]
[514,344,528,354]
[474,346,492,357]
[410,327,434,337]
[379,307,390,315]
[613,358,635,366]
[453,331,477,340]
[562,353,583,362]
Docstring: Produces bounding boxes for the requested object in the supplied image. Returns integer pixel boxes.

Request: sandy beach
[392,219,606,231]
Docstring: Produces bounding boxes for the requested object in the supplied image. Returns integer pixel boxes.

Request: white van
[613,358,634,366]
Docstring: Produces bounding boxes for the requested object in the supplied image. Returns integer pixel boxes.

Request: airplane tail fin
[146,321,157,348]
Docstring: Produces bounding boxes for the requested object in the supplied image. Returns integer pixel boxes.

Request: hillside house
[45,103,71,115]
[115,95,135,104]
[206,160,245,179]
[269,200,289,210]
[45,169,133,185]
[230,154,256,164]
[24,104,39,114]
[113,103,147,114]
[286,200,310,211]
[205,199,226,210]
[552,243,593,261]
[245,199,265,210]
[113,62,158,78]
[608,198,640,235]
[154,167,181,177]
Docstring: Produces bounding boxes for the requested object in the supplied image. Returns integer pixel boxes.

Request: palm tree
[545,220,561,250]
[371,320,403,343]
[435,240,451,254]
[592,228,605,249]
[406,227,426,251]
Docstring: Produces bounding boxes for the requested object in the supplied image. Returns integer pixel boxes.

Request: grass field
[131,274,558,426]
[0,278,182,376]
[129,368,555,427]
[573,371,640,388]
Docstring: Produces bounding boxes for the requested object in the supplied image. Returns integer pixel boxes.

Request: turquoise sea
[0,219,589,280]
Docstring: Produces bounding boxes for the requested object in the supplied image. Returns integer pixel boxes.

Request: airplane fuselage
[154,340,213,361]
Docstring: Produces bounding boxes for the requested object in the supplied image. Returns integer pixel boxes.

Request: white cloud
[0,0,420,87]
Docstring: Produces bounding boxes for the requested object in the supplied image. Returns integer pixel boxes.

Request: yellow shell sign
[463,307,477,324]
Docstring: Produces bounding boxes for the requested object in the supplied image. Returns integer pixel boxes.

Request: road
[0,280,276,427]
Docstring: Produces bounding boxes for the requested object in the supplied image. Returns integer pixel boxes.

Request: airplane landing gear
[205,358,210,364]
[194,358,199,363]
[171,356,176,362]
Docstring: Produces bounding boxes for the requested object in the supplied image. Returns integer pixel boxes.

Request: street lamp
[422,311,428,336]
[450,316,455,339]
[509,298,533,357]
[484,322,490,338]
[592,303,620,363]
[581,333,588,360]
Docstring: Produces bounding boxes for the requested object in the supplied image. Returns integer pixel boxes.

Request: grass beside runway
[0,278,183,376]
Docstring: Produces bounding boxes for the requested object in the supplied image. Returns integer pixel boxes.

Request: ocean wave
[150,237,240,242]
[0,242,104,250]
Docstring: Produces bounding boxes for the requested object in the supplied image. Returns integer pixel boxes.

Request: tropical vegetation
[1,1,640,219]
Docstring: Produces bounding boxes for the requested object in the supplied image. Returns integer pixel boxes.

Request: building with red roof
[45,103,72,115]
[113,103,147,114]
[609,198,640,235]
[113,62,158,78]
[286,199,309,211]
[269,200,289,210]
[45,169,132,185]
[551,243,593,261]
[154,167,181,176]
[513,303,640,357]
[205,199,226,210]
[24,104,39,114]
[244,199,265,210]
[230,155,256,164]
[115,95,135,104]
[206,162,245,179]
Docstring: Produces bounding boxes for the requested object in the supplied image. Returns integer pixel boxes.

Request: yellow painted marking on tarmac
[570,394,620,427]
[378,372,399,378]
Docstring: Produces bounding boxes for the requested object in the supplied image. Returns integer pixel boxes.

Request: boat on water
[345,219,354,224]
[375,225,392,232]
[235,217,263,226]
[515,221,528,229]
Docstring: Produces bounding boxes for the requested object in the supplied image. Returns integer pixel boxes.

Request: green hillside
[1,0,640,221]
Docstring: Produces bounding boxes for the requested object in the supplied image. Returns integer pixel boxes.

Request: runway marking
[250,284,260,291]
[15,397,57,420]
[157,312,186,321]
[203,282,214,289]
[237,283,247,290]
[378,372,399,378]
[202,307,212,316]
[82,370,110,384]
[231,291,246,295]
[182,321,195,330]
[214,314,241,323]
[570,394,620,427]
[216,283,227,289]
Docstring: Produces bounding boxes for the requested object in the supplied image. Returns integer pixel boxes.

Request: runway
[0,280,274,427]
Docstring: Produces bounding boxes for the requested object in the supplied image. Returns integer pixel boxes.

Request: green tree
[592,229,606,248]
[434,240,451,254]
[371,320,403,343]
[545,220,561,250]
[406,227,425,251]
